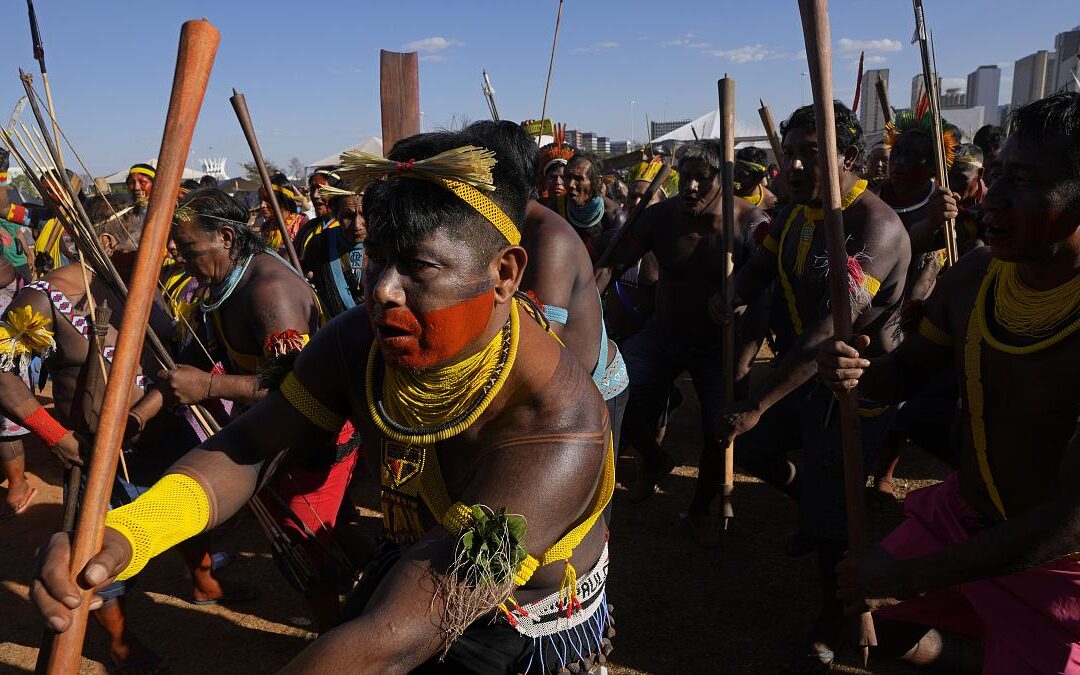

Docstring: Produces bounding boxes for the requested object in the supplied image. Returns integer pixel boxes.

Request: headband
[271,182,300,203]
[128,164,156,180]
[337,145,519,246]
[311,168,341,182]
[737,159,768,173]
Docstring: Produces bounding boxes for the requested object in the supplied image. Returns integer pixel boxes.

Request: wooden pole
[796,0,876,666]
[379,50,420,156]
[875,79,893,124]
[536,0,564,142]
[912,0,957,266]
[25,0,62,166]
[229,89,301,271]
[718,76,736,531]
[757,99,784,164]
[37,19,219,673]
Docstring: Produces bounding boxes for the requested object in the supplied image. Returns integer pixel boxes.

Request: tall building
[967,65,1002,125]
[1052,27,1080,93]
[1012,50,1056,107]
[910,74,942,108]
[859,69,889,134]
[649,119,691,140]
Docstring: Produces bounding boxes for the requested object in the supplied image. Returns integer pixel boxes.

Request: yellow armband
[280,371,344,432]
[860,273,881,298]
[918,316,953,347]
[105,473,210,581]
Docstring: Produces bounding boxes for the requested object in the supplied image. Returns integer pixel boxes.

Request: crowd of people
[0,88,1078,674]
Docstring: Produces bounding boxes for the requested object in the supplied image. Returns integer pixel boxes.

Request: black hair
[1009,92,1080,208]
[176,188,265,260]
[972,124,1005,158]
[459,121,540,201]
[953,143,984,166]
[268,172,299,212]
[364,127,529,269]
[86,193,142,246]
[180,179,201,193]
[199,174,218,188]
[568,150,603,198]
[678,139,723,173]
[735,146,767,166]
[780,101,865,158]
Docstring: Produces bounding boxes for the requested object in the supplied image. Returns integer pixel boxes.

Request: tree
[286,157,305,181]
[239,160,282,181]
[11,173,39,199]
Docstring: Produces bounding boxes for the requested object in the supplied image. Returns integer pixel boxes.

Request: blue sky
[2,1,1076,177]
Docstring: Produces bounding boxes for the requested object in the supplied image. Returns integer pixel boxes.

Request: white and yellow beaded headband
[336,145,520,246]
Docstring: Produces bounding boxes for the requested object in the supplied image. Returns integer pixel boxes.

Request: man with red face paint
[594,140,770,546]
[32,130,615,673]
[818,91,1080,675]
[720,102,910,670]
[129,188,357,631]
[126,163,155,208]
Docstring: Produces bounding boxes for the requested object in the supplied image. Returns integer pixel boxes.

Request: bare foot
[109,633,163,675]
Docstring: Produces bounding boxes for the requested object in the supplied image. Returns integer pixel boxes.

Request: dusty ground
[0,371,950,674]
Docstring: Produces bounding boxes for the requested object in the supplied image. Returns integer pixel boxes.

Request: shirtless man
[0,194,230,673]
[33,128,614,673]
[718,103,910,669]
[819,92,1080,674]
[734,146,778,210]
[553,152,625,256]
[139,188,356,631]
[594,139,769,544]
[302,190,365,317]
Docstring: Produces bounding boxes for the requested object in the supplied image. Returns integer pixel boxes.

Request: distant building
[609,140,630,155]
[967,65,1002,125]
[596,136,611,153]
[1012,50,1056,107]
[200,157,229,180]
[859,69,890,135]
[566,129,584,148]
[649,119,691,141]
[1052,27,1080,93]
[941,88,966,109]
[910,74,941,108]
[582,132,597,152]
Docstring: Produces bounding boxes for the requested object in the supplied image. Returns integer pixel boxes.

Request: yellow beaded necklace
[965,259,1080,518]
[777,179,868,335]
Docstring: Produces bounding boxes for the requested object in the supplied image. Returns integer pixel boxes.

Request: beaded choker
[565,195,605,230]
[201,253,254,312]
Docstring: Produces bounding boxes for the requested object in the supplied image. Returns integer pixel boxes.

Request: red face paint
[373,289,495,369]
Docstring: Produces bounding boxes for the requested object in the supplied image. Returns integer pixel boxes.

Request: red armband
[24,406,70,447]
[5,203,29,227]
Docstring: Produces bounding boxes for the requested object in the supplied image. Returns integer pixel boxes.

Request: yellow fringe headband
[337,145,520,246]
[271,183,300,203]
[128,165,156,180]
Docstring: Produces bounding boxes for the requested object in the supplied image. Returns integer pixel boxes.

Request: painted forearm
[208,372,264,404]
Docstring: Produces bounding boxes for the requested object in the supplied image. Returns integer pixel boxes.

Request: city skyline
[1,2,1077,177]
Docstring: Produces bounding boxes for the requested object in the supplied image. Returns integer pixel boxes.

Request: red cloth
[263,447,358,565]
[878,472,1080,674]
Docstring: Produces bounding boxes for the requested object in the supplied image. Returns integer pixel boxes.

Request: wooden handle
[796,0,877,660]
[875,79,893,124]
[39,19,220,674]
[229,89,302,271]
[380,50,421,155]
[718,77,737,527]
[757,99,784,165]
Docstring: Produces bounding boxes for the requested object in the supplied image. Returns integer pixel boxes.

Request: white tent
[651,110,771,149]
[307,136,383,169]
[100,159,205,184]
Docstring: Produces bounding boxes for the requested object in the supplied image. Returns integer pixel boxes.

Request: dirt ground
[0,373,950,674]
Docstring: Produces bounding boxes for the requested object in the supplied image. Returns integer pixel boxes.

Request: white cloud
[663,32,696,47]
[573,41,619,53]
[403,36,462,61]
[942,77,967,90]
[864,55,888,66]
[704,44,773,63]
[837,38,902,55]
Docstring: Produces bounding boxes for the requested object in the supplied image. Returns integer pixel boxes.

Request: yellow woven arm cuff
[918,316,953,347]
[861,273,881,298]
[441,502,475,535]
[105,474,210,581]
[280,371,345,433]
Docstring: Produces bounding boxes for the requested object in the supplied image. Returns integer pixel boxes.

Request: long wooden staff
[379,50,420,155]
[796,0,876,666]
[37,20,220,673]
[912,0,957,266]
[718,76,736,531]
[25,0,61,166]
[757,99,783,164]
[594,159,671,293]
[229,89,301,271]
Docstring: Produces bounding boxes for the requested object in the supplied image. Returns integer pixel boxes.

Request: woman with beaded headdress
[256,172,309,257]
